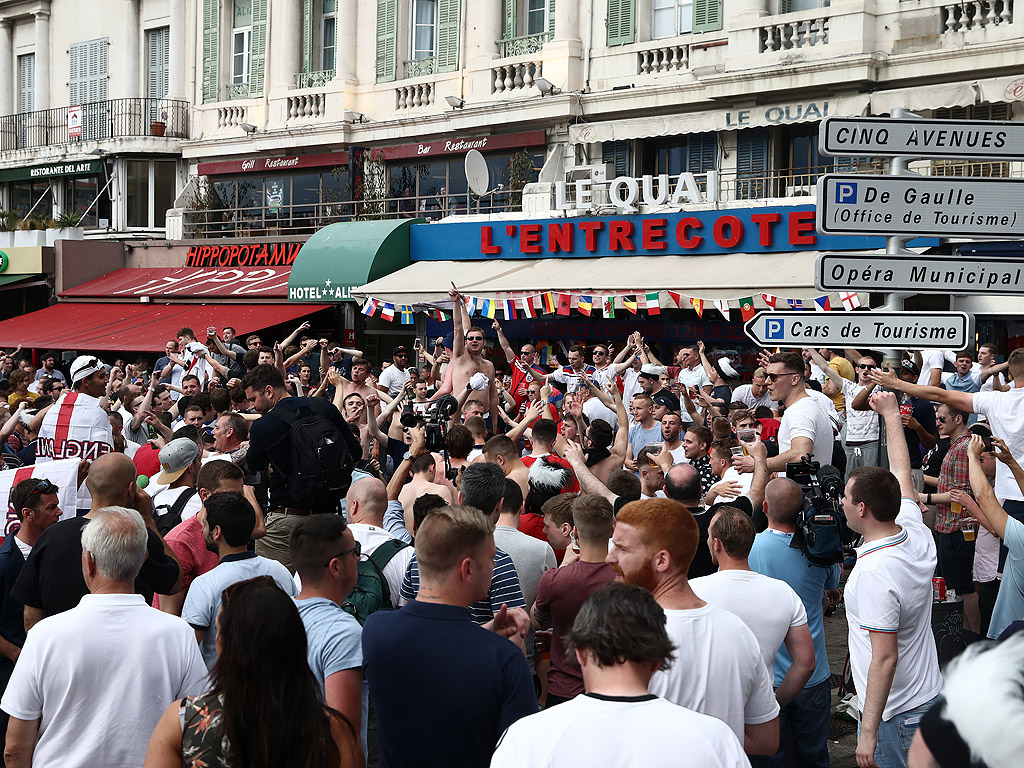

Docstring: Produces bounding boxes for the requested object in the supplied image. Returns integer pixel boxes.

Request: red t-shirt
[522,454,580,493]
[153,515,218,610]
[758,417,781,443]
[510,358,547,409]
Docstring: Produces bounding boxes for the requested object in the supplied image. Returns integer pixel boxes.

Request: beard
[614,559,659,593]
[204,533,219,554]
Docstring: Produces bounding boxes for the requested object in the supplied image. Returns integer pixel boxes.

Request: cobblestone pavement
[825,603,858,768]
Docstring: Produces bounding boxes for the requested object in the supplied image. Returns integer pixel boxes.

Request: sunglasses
[593,350,607,356]
[324,541,361,567]
[466,336,484,342]
[764,372,798,382]
[856,364,877,370]
[28,479,58,499]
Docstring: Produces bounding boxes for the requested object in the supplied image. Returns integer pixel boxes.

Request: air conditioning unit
[563,163,615,209]
[786,184,814,197]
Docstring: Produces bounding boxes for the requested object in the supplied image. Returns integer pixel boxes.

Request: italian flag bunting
[645,292,660,315]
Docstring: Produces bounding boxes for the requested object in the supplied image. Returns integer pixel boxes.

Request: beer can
[932,577,946,602]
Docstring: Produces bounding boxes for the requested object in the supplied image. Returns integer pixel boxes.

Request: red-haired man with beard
[608,498,780,758]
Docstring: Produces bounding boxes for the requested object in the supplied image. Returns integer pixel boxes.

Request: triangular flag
[502,299,517,319]
[381,302,395,322]
[480,299,496,319]
[690,298,704,318]
[577,296,592,316]
[521,296,537,319]
[813,296,831,312]
[738,297,755,322]
[667,291,682,308]
[602,295,616,318]
[787,299,804,311]
[541,292,556,314]
[399,305,414,324]
[645,292,661,315]
[840,291,862,311]
[361,298,378,317]
[556,293,572,316]
[762,294,777,310]
[623,295,638,314]
[714,299,730,319]
[432,308,448,322]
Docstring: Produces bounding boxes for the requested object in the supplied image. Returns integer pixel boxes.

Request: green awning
[287,218,424,303]
[0,274,33,288]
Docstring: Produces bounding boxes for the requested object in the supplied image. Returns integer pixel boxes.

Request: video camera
[785,456,855,567]
[399,394,460,481]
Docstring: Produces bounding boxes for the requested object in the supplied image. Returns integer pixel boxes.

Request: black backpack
[153,487,199,536]
[269,399,355,510]
[341,538,410,625]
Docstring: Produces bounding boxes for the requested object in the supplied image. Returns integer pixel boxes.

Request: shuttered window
[322,0,337,72]
[602,140,631,176]
[436,0,460,72]
[249,0,267,96]
[202,0,219,103]
[146,27,169,121]
[70,39,109,140]
[693,0,723,32]
[736,128,769,199]
[375,0,398,83]
[18,54,33,113]
[607,0,635,45]
[686,132,717,173]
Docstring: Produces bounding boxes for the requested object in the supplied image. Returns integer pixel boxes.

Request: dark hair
[445,424,473,459]
[204,491,257,546]
[464,415,487,438]
[768,351,804,375]
[184,404,205,416]
[848,466,901,523]
[177,327,195,340]
[242,349,260,371]
[686,425,712,449]
[412,493,447,531]
[182,374,201,386]
[411,454,435,475]
[540,492,577,527]
[211,388,231,413]
[290,514,349,585]
[588,419,613,450]
[175,425,202,446]
[566,582,675,670]
[501,478,523,516]
[483,435,518,461]
[197,460,244,493]
[210,577,345,768]
[460,462,506,518]
[753,405,775,420]
[710,437,740,461]
[192,392,212,412]
[241,364,285,393]
[531,418,557,447]
[709,506,756,559]
[569,344,584,354]
[219,412,249,441]
[10,478,51,521]
[607,469,641,501]
[571,494,614,544]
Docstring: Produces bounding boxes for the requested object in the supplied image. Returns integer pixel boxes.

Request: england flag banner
[36,392,114,463]
[0,459,81,540]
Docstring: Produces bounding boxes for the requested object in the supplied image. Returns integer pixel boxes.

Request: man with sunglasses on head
[492,320,546,411]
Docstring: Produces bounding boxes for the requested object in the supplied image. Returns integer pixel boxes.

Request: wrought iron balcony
[498,32,552,58]
[295,69,336,89]
[0,98,189,152]
[402,56,437,79]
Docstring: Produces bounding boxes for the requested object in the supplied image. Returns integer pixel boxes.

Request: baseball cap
[900,359,921,376]
[638,363,666,379]
[70,355,105,385]
[393,345,408,355]
[156,438,201,485]
[652,393,676,410]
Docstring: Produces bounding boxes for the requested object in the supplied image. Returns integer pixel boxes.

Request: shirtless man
[578,381,630,485]
[330,361,381,422]
[481,434,531,497]
[430,284,499,428]
[397,453,453,522]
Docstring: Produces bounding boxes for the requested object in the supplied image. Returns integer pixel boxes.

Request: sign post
[743,311,972,350]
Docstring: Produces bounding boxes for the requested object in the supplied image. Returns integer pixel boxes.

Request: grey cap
[156,438,201,485]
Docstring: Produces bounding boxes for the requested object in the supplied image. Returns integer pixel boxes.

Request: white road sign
[819,117,1024,160]
[816,175,1024,238]
[743,311,972,350]
[816,252,1024,294]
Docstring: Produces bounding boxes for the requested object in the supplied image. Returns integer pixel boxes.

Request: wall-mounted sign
[185,242,303,268]
[68,105,83,139]
[60,267,291,299]
[382,130,546,161]
[0,160,102,183]
[197,151,350,176]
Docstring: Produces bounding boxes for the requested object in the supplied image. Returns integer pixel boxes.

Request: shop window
[126,160,178,229]
[11,181,51,221]
[64,176,112,228]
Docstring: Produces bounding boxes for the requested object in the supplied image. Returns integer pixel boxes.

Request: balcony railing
[0,98,189,152]
[225,83,252,100]
[403,57,436,78]
[498,32,552,58]
[295,69,335,89]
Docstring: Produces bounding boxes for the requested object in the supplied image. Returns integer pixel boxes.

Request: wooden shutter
[202,0,219,103]
[147,28,170,100]
[548,0,556,35]
[602,140,631,177]
[302,0,314,73]
[693,0,723,32]
[504,0,516,38]
[18,55,33,113]
[779,0,793,13]
[686,132,717,173]
[606,0,635,46]
[249,0,268,95]
[375,0,397,83]
[437,0,460,72]
[736,128,769,199]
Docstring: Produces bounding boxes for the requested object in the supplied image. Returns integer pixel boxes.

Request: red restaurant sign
[61,268,292,299]
[380,130,546,161]
[197,151,350,176]
[185,242,303,268]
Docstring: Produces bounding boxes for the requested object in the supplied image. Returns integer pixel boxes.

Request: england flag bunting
[840,292,861,310]
[761,294,777,310]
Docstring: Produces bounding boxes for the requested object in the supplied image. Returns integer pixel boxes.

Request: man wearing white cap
[149,438,204,535]
[36,356,114,465]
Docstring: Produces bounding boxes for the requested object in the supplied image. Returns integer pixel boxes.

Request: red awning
[60,267,291,300]
[0,302,330,353]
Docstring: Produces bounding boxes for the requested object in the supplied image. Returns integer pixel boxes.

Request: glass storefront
[208,167,350,234]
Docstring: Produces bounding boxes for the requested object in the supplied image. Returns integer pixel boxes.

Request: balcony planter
[14,230,45,247]
[0,232,12,248]
[50,212,84,243]
[150,120,166,136]
[0,211,16,247]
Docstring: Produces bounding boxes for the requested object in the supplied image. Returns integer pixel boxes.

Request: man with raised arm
[492,320,546,411]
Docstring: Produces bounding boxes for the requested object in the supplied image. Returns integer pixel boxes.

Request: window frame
[411,0,438,60]
[525,0,549,36]
[653,0,693,38]
[321,0,337,71]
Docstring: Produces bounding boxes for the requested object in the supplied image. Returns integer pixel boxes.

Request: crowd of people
[0,287,1020,768]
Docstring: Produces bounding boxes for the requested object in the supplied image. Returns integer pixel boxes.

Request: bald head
[85,453,138,508]
[664,463,701,506]
[345,478,388,525]
[765,477,804,526]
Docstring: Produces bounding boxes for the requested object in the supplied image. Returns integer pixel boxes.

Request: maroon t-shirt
[535,560,616,698]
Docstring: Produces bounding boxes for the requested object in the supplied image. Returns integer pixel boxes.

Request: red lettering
[230,246,244,267]
[750,213,781,247]
[641,218,668,251]
[228,245,240,265]
[520,224,542,254]
[287,243,301,264]
[675,217,704,249]
[712,216,744,248]
[185,246,198,267]
[608,220,635,252]
[789,210,817,245]
[579,221,604,252]
[548,222,573,253]
[481,226,501,254]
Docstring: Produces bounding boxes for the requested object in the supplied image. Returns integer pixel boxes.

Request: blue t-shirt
[362,600,537,768]
[182,552,297,668]
[749,528,841,688]
[400,549,525,623]
[988,515,1024,639]
[293,597,367,752]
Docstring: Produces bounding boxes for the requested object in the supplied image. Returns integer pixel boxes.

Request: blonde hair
[415,505,494,582]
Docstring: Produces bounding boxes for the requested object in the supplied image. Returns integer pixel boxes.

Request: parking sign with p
[765,319,784,340]
[835,182,858,204]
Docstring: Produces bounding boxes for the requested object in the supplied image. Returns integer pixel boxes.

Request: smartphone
[738,428,756,443]
[569,530,580,553]
[646,442,663,456]
[414,338,422,350]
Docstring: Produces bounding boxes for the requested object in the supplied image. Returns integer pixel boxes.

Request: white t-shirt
[980,370,1004,393]
[677,365,712,390]
[378,365,411,396]
[714,466,754,503]
[491,693,749,768]
[621,368,643,403]
[649,603,779,743]
[732,384,777,412]
[149,485,203,522]
[840,379,878,443]
[1,594,208,768]
[973,388,1024,501]
[778,395,834,468]
[583,396,619,431]
[668,444,687,465]
[845,497,942,721]
[918,350,946,387]
[347,523,414,607]
[691,570,808,673]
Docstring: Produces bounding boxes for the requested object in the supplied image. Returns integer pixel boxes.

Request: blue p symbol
[836,183,857,204]
[766,319,784,340]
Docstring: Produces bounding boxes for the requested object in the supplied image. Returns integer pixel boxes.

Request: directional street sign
[743,311,972,350]
[815,252,1024,295]
[817,175,1024,238]
[819,117,1024,160]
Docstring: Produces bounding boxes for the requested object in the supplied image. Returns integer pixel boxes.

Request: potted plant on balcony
[48,210,84,244]
[151,109,168,137]
[15,213,49,247]
[0,211,17,248]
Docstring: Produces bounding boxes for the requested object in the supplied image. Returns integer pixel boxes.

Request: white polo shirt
[845,497,942,721]
[973,388,1024,501]
[778,395,834,467]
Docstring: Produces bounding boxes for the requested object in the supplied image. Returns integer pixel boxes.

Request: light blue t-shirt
[182,552,297,669]
[987,516,1024,639]
[294,597,368,754]
[749,528,841,688]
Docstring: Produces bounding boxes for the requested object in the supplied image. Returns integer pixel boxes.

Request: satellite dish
[538,146,565,184]
[465,149,490,197]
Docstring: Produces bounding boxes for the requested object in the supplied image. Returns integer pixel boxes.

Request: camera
[400,395,459,478]
[785,456,854,567]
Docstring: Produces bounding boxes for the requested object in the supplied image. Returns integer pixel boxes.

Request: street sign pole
[883,108,920,314]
